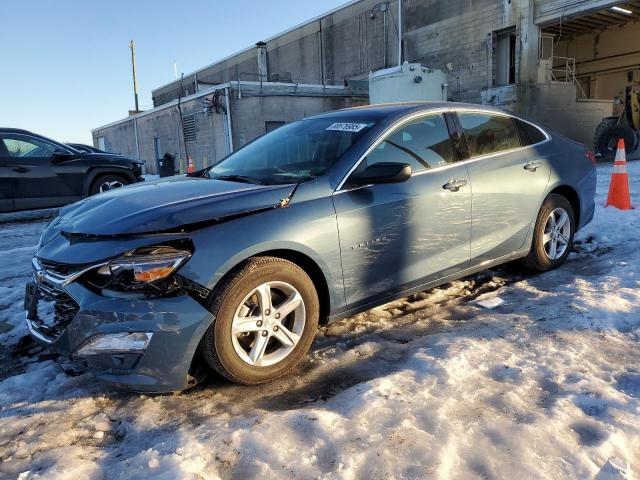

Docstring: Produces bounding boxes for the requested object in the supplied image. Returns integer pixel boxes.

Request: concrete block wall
[230,94,366,148]
[152,0,533,108]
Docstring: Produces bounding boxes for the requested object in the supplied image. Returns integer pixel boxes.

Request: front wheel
[523,194,575,271]
[89,174,129,195]
[200,257,319,385]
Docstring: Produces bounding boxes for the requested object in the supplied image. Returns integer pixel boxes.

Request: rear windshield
[208,117,375,184]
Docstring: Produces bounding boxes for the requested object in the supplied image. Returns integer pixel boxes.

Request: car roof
[0,128,34,135]
[307,101,513,122]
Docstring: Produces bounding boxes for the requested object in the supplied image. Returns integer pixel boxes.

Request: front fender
[180,197,346,314]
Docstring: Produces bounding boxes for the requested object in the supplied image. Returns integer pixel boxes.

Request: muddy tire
[200,257,319,385]
[523,194,575,272]
[594,120,637,159]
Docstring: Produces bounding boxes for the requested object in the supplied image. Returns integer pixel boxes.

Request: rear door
[0,133,81,210]
[454,111,551,265]
[333,112,472,307]
[0,142,14,212]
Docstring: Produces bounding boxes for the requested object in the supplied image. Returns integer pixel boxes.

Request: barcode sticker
[326,122,368,132]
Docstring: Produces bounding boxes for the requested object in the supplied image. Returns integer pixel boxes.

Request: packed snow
[0,162,639,479]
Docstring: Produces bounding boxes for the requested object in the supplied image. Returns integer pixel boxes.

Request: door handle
[524,161,542,172]
[442,178,468,192]
[11,167,31,173]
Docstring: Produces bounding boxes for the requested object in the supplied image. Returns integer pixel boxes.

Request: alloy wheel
[99,180,124,193]
[231,281,306,367]
[542,207,571,260]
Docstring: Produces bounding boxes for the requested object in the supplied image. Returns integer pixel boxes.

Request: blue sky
[0,0,349,144]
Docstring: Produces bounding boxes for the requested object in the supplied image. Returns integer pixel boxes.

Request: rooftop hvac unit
[369,62,448,104]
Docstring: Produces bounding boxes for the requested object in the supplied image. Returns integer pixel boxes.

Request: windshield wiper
[212,174,265,185]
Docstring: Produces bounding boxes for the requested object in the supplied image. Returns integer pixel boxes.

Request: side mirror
[52,150,75,163]
[348,162,412,186]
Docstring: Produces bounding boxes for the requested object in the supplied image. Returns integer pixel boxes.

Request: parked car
[0,128,144,212]
[25,103,596,392]
[66,143,109,154]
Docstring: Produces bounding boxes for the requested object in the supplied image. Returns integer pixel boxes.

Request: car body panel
[41,280,213,392]
[53,176,297,235]
[333,162,472,306]
[0,155,13,212]
[465,146,551,266]
[181,183,346,312]
[25,102,597,392]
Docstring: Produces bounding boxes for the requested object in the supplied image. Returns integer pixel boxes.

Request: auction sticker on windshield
[326,122,368,132]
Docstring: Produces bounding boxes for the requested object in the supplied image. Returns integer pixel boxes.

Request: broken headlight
[89,245,191,294]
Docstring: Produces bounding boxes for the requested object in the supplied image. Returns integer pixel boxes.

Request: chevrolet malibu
[25,103,596,392]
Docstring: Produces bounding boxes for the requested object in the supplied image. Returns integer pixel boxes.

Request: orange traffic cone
[605,139,632,210]
[187,156,195,174]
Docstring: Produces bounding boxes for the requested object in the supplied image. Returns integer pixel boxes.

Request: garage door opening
[540,2,640,101]
[538,2,640,155]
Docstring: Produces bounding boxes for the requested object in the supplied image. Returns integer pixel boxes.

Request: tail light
[585,150,596,166]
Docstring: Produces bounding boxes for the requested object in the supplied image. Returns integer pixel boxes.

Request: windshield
[208,117,375,184]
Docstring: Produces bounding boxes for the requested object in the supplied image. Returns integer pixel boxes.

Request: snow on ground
[1,162,639,479]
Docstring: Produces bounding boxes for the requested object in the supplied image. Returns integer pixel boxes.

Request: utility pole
[128,40,139,112]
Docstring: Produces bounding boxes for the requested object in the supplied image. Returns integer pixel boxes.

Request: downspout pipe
[397,0,402,66]
[224,86,234,153]
[133,117,142,172]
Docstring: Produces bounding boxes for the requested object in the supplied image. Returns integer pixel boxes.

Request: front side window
[458,113,520,157]
[209,117,375,184]
[363,114,455,173]
[1,135,56,158]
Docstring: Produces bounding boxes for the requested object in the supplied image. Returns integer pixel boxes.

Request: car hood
[54,175,296,236]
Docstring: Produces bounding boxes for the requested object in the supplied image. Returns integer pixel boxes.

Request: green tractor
[594,70,640,159]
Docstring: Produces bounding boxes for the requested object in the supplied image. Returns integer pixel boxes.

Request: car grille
[30,259,83,342]
[38,258,84,277]
[30,281,80,341]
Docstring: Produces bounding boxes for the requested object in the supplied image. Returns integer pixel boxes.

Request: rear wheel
[200,257,319,385]
[523,194,575,271]
[90,174,129,195]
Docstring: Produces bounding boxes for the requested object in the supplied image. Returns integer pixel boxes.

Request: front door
[0,143,14,212]
[0,133,81,210]
[454,111,551,265]
[333,113,472,307]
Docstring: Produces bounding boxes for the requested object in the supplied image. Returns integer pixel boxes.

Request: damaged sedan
[25,103,596,392]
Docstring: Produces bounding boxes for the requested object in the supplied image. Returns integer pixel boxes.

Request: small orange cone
[187,155,195,174]
[605,139,632,210]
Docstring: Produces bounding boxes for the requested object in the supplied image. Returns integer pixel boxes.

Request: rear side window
[458,113,520,157]
[514,118,547,146]
[365,114,455,173]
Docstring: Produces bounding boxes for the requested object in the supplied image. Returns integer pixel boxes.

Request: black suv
[0,128,144,212]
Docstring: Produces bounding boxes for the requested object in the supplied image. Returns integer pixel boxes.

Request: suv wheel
[200,257,319,385]
[523,194,575,271]
[90,174,129,195]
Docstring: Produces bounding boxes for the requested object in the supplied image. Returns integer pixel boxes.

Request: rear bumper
[27,280,214,393]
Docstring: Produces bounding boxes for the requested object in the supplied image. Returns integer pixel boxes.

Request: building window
[495,29,516,86]
[97,136,106,151]
[182,114,197,142]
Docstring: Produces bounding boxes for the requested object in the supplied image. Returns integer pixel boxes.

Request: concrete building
[93,0,640,172]
[93,82,366,174]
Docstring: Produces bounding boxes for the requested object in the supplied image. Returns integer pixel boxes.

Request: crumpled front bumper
[28,279,214,393]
